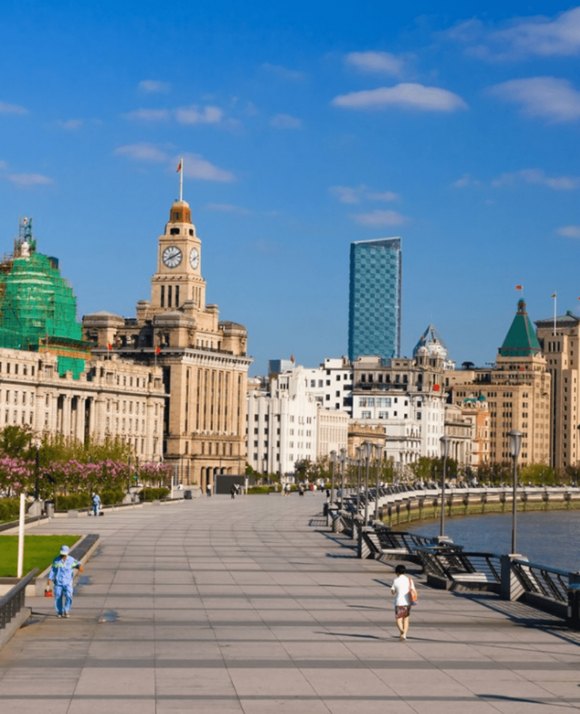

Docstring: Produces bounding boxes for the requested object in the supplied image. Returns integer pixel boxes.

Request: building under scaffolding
[0,217,90,378]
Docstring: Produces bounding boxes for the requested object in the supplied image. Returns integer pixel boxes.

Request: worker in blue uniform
[91,492,101,516]
[46,545,83,618]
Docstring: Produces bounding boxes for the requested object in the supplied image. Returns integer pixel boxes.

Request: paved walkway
[1,494,579,713]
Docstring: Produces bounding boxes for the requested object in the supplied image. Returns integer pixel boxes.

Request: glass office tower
[348,237,401,361]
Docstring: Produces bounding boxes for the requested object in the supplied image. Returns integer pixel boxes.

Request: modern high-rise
[348,237,401,361]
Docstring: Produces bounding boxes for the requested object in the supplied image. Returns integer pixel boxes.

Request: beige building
[447,300,551,468]
[536,312,580,470]
[83,197,251,488]
[0,348,165,461]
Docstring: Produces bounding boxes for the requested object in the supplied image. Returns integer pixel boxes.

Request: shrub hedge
[0,498,20,522]
[140,487,170,502]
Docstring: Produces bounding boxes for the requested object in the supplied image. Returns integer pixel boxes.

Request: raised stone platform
[0,493,578,713]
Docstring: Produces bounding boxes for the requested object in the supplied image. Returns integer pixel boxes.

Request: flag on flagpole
[551,292,557,298]
[515,284,523,291]
[155,346,161,355]
[176,160,182,173]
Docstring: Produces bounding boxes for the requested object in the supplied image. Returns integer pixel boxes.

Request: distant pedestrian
[207,483,212,497]
[230,484,236,499]
[390,564,415,641]
[46,545,83,619]
[91,492,101,517]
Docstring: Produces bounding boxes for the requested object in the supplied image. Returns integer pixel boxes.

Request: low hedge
[54,493,91,511]
[247,486,277,495]
[0,498,20,522]
[101,488,125,506]
[140,487,170,502]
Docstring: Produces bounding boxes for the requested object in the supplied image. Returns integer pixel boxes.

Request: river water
[406,510,580,572]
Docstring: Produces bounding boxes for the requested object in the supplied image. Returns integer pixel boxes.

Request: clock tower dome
[151,198,206,313]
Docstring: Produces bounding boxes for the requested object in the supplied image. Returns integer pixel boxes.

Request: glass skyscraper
[348,237,402,361]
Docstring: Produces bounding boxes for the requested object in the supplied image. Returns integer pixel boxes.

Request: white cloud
[345,51,404,76]
[138,79,170,94]
[175,105,223,125]
[181,153,234,182]
[206,203,250,215]
[270,113,302,129]
[261,63,305,81]
[557,225,580,238]
[56,118,84,130]
[0,101,27,115]
[330,185,398,204]
[7,173,53,187]
[490,77,580,122]
[114,143,169,162]
[492,168,580,190]
[351,209,407,227]
[367,190,399,202]
[452,173,482,189]
[445,8,580,60]
[492,7,580,58]
[125,108,170,122]
[332,83,467,112]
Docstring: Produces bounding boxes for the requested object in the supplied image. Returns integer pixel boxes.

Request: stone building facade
[0,348,165,461]
[83,197,251,488]
[447,300,551,467]
[536,312,580,470]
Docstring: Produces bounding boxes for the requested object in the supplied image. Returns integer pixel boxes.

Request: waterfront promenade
[1,494,579,713]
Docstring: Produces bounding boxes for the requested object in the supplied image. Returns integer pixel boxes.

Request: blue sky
[1,1,579,375]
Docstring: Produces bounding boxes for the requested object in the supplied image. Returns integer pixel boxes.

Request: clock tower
[151,199,206,313]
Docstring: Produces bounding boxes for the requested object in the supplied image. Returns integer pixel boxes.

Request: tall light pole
[339,448,347,508]
[508,430,523,554]
[374,444,382,521]
[439,436,450,541]
[362,441,372,525]
[355,446,362,519]
[329,450,337,507]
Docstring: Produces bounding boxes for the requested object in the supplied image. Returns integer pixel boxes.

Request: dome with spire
[413,324,448,360]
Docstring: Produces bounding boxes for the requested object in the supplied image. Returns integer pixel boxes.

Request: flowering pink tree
[138,462,173,487]
[0,456,32,496]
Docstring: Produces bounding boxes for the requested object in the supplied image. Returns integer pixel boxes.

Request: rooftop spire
[499,299,541,357]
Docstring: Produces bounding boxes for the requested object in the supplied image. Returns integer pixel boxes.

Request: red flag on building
[155,346,161,355]
[107,343,112,351]
[176,160,182,173]
[515,284,523,291]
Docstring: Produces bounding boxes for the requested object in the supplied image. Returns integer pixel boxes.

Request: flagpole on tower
[552,291,557,336]
[177,156,183,202]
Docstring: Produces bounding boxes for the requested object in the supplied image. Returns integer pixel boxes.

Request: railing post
[567,572,580,630]
[500,554,526,601]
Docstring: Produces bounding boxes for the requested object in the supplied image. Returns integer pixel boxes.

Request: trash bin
[45,500,55,518]
[184,490,193,500]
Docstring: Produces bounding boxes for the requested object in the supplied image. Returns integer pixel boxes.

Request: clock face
[162,246,182,268]
[190,248,199,269]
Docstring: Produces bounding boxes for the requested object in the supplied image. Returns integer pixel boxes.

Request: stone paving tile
[1,494,579,712]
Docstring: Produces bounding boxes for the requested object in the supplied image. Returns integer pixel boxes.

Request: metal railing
[511,559,570,607]
[0,568,38,630]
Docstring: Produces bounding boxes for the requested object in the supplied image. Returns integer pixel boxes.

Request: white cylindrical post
[17,493,26,578]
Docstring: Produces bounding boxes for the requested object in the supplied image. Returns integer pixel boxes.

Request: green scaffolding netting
[0,252,87,378]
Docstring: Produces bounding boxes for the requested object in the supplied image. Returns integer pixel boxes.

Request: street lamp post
[339,448,347,508]
[439,436,450,542]
[329,450,337,508]
[508,430,523,554]
[355,446,362,519]
[32,437,41,502]
[362,441,372,525]
[374,444,382,522]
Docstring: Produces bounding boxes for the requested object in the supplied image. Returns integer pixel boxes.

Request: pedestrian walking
[230,484,236,499]
[207,482,212,497]
[390,564,416,641]
[46,545,83,619]
[91,492,101,517]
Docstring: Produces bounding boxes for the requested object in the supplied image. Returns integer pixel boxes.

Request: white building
[247,363,349,475]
